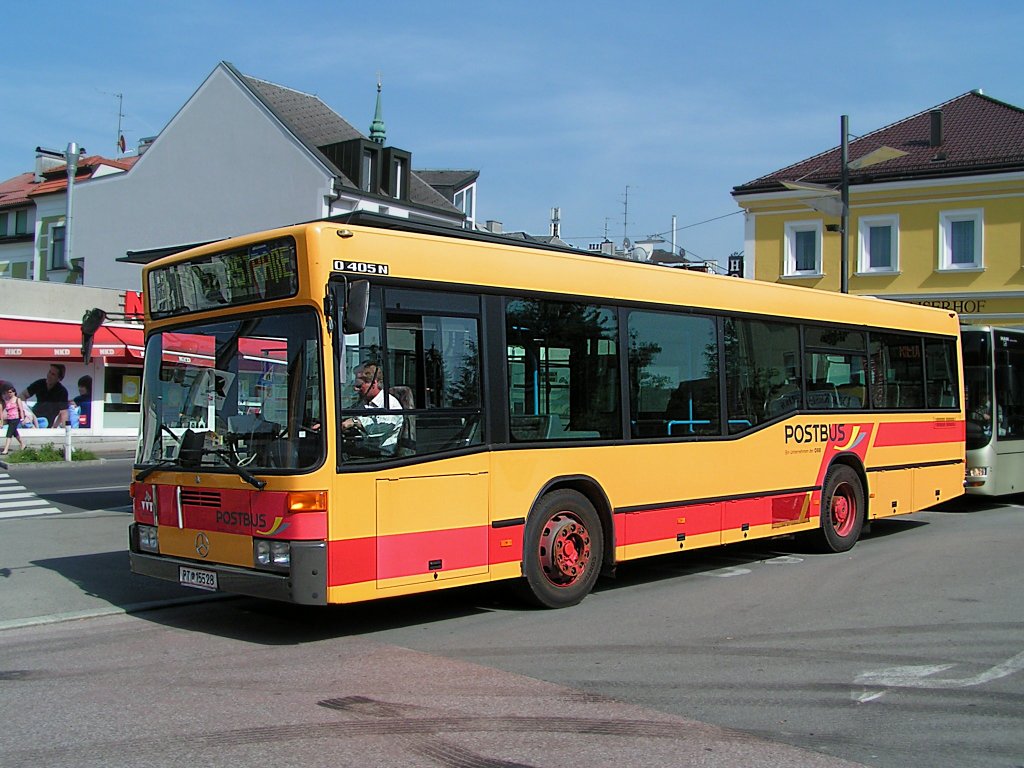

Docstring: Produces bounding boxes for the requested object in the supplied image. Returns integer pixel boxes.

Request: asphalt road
[0,461,1021,767]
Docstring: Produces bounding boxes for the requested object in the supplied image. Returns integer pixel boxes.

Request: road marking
[700,566,752,578]
[0,474,63,518]
[853,651,1024,702]
[48,485,131,493]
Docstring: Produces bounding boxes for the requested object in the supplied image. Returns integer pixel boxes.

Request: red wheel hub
[831,484,856,537]
[538,512,592,588]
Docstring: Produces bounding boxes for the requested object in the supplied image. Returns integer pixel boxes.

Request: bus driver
[341,362,403,455]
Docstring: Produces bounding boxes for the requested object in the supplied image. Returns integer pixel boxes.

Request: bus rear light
[288,491,328,512]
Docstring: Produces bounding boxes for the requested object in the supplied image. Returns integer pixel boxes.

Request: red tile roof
[733,91,1024,195]
[29,155,138,197]
[0,172,36,210]
[0,155,139,206]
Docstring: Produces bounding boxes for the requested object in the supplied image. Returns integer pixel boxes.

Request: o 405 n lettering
[333,260,389,275]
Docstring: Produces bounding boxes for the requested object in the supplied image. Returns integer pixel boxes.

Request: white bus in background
[963,325,1024,495]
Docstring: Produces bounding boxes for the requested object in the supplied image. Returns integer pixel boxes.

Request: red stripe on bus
[327,537,375,586]
[873,420,965,447]
[328,527,490,585]
[376,526,489,580]
[488,525,523,565]
[622,492,813,546]
[624,502,721,545]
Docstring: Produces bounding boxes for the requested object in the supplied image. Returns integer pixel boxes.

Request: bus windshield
[136,309,324,472]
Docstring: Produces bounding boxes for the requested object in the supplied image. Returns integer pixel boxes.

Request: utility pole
[840,114,850,294]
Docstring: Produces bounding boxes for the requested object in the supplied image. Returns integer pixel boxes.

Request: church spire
[369,74,386,144]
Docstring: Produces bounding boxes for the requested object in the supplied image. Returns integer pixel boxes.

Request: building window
[0,212,7,237]
[783,220,822,276]
[857,214,899,273]
[15,209,28,235]
[939,209,983,270]
[454,185,476,224]
[393,158,405,199]
[361,149,375,192]
[50,225,67,270]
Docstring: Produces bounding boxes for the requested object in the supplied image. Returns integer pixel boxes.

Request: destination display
[148,237,299,319]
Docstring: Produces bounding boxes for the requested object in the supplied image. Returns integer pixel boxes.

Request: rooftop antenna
[115,93,126,156]
[622,185,631,248]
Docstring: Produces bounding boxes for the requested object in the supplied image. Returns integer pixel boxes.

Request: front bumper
[128,523,327,605]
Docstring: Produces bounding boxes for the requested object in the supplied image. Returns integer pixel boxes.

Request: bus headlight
[965,466,989,487]
[138,525,159,553]
[254,539,291,571]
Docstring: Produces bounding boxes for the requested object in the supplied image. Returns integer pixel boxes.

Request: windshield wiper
[188,447,267,491]
[136,459,178,482]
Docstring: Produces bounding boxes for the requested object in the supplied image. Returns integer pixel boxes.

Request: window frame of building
[783,220,823,278]
[454,184,476,225]
[856,214,899,274]
[938,208,984,271]
[49,223,68,270]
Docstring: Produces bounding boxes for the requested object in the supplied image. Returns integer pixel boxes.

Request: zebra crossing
[0,473,63,519]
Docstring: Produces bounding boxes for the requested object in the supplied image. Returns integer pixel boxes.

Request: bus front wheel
[815,464,865,553]
[521,490,604,609]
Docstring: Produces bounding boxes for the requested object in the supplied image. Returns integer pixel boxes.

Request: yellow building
[731,91,1024,325]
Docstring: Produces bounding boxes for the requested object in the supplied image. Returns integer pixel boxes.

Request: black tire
[813,464,865,553]
[521,490,604,609]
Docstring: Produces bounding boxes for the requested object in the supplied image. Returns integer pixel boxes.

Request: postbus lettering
[784,424,847,444]
[215,510,268,529]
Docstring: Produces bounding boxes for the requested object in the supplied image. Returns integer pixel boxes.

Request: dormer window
[382,147,411,201]
[361,149,375,192]
[393,157,405,199]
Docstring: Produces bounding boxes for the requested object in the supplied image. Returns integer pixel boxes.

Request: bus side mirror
[343,280,369,335]
[81,308,107,364]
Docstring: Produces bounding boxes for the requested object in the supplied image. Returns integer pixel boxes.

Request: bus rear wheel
[814,464,865,553]
[521,490,604,609]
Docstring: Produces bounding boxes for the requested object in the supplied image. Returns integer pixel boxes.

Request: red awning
[0,318,144,361]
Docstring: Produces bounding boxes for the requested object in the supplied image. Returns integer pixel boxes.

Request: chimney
[550,207,561,239]
[34,148,65,182]
[486,220,502,234]
[137,136,157,156]
[930,109,944,147]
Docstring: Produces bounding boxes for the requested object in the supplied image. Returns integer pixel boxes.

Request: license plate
[179,566,218,591]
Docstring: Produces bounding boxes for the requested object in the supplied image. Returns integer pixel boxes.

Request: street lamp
[783,116,907,293]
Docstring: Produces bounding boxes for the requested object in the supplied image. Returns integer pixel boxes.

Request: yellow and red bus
[122,212,965,608]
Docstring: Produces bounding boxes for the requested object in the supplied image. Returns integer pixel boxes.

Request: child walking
[2,385,27,454]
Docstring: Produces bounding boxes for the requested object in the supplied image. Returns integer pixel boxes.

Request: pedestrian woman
[2,384,28,454]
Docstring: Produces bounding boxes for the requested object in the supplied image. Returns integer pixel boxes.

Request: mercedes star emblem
[195,532,211,558]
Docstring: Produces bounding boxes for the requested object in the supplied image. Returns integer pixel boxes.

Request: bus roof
[144,212,961,337]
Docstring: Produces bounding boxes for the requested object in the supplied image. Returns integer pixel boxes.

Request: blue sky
[4,1,1023,266]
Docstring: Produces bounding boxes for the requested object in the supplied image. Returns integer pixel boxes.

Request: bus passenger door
[375,471,489,589]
